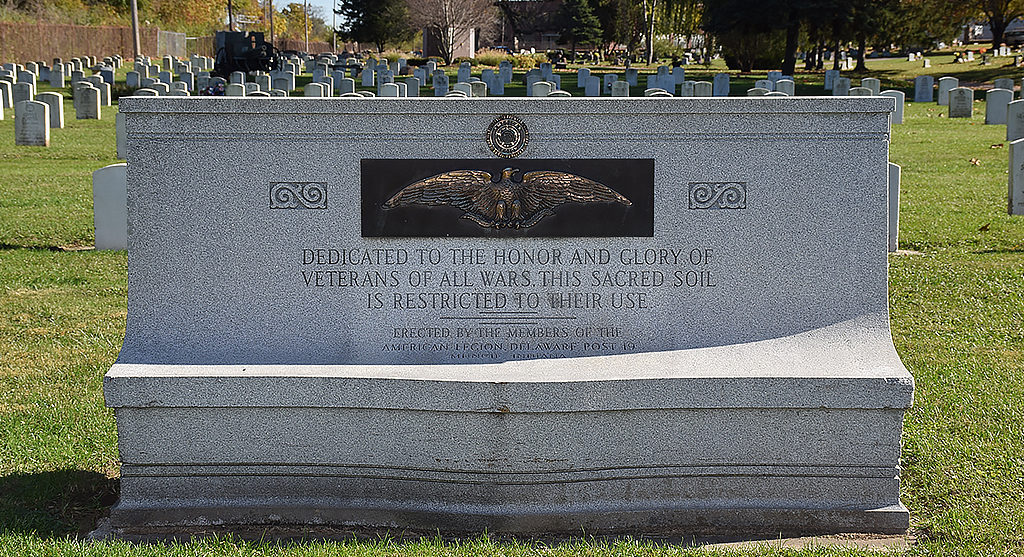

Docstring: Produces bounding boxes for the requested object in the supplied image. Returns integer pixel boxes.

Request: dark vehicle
[213,31,280,78]
[1006,29,1024,46]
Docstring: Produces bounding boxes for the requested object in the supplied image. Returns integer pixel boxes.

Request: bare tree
[408,0,496,64]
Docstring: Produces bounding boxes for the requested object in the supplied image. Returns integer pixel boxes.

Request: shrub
[652,37,687,62]
[475,48,513,67]
[452,56,477,66]
[511,54,536,69]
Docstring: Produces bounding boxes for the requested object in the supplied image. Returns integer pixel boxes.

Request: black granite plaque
[361,159,654,237]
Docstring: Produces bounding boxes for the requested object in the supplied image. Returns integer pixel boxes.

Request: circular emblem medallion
[485,114,529,158]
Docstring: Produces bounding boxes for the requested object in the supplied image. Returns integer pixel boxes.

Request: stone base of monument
[104,319,910,536]
[105,97,912,537]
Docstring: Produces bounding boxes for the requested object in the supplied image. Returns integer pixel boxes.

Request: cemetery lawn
[1,97,1023,556]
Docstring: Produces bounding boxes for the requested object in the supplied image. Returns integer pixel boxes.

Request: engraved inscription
[270,182,327,209]
[688,182,747,209]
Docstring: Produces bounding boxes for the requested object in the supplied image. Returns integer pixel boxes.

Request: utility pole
[332,2,337,53]
[130,0,141,59]
[304,0,309,53]
[228,0,236,31]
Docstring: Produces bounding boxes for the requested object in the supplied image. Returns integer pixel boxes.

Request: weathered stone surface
[93,162,128,250]
[937,77,958,106]
[14,100,49,146]
[106,97,911,538]
[888,162,900,252]
[914,76,933,102]
[1010,138,1024,215]
[985,88,1013,124]
[949,87,973,118]
[880,90,904,125]
[35,92,64,128]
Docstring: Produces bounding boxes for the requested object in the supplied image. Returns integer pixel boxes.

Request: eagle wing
[383,170,497,221]
[518,171,631,224]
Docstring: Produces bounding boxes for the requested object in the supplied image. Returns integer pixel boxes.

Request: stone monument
[103,97,913,538]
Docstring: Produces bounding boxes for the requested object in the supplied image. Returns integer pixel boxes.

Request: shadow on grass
[0,469,118,538]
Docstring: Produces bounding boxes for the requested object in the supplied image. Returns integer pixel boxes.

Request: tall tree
[335,0,413,53]
[558,0,603,59]
[408,0,495,64]
[977,0,1024,49]
[593,0,644,54]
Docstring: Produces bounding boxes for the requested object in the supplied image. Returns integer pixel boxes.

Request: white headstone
[626,68,639,86]
[12,81,32,104]
[824,70,839,90]
[457,64,471,83]
[226,83,245,96]
[93,163,128,250]
[584,75,600,97]
[937,77,958,106]
[832,77,851,96]
[304,83,326,97]
[693,81,712,97]
[679,81,695,97]
[470,81,487,97]
[611,80,629,97]
[603,74,618,94]
[1010,138,1024,215]
[888,163,900,252]
[860,78,881,95]
[0,80,11,109]
[380,83,400,97]
[35,92,63,128]
[433,72,448,96]
[76,86,101,119]
[849,87,873,96]
[712,73,730,96]
[948,87,974,118]
[913,76,934,102]
[880,90,905,125]
[404,77,419,97]
[985,88,1013,124]
[994,78,1015,92]
[746,87,769,96]
[1007,100,1024,141]
[14,100,49,146]
[755,79,773,91]
[775,79,795,96]
[50,65,65,88]
[116,111,126,159]
[532,81,553,97]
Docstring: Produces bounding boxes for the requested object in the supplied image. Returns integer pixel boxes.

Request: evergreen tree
[558,0,603,59]
[335,0,413,53]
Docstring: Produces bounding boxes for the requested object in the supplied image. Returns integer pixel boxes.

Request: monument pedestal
[106,97,911,536]
[105,317,911,536]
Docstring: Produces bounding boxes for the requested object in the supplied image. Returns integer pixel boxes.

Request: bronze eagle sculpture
[382,168,631,229]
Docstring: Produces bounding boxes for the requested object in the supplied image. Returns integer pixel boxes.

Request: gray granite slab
[107,97,910,537]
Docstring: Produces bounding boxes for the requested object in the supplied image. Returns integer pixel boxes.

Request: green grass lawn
[1,66,1023,556]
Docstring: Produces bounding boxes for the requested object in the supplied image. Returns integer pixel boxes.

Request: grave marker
[1007,100,1024,141]
[914,76,934,102]
[93,163,128,250]
[712,73,730,96]
[888,163,900,252]
[35,92,64,128]
[948,87,973,118]
[986,88,1013,124]
[832,77,851,96]
[14,99,48,146]
[1012,138,1024,215]
[880,90,905,124]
